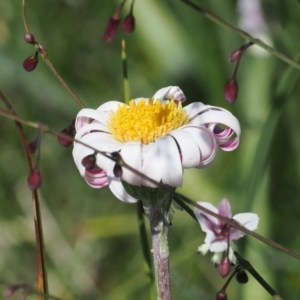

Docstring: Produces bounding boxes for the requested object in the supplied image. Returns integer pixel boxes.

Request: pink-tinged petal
[85,168,109,188]
[218,198,232,219]
[75,108,110,130]
[230,213,259,240]
[155,86,186,102]
[106,171,139,203]
[210,241,228,252]
[141,135,183,187]
[168,129,200,168]
[181,126,217,167]
[184,102,206,119]
[152,86,174,101]
[119,142,142,186]
[194,202,219,233]
[219,137,240,151]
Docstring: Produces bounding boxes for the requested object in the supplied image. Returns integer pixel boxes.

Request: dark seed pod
[236,269,248,284]
[23,52,38,72]
[58,129,73,147]
[113,164,123,177]
[82,155,96,170]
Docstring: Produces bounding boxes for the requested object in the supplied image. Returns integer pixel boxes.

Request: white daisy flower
[72,86,241,203]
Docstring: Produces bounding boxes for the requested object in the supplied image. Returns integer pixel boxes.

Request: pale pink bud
[218,257,231,278]
[223,79,238,103]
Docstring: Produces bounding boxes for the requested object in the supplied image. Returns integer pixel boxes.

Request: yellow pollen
[107,98,189,144]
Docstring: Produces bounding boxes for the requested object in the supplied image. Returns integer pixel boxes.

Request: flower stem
[149,205,171,300]
[121,39,131,105]
[136,202,156,300]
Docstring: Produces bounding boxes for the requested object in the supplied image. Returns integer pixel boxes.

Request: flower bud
[223,79,238,103]
[229,49,242,63]
[27,169,42,190]
[236,269,248,284]
[216,290,227,300]
[113,164,123,177]
[24,33,35,44]
[218,257,231,278]
[103,17,120,42]
[23,52,38,72]
[58,129,73,147]
[82,155,96,170]
[122,14,135,33]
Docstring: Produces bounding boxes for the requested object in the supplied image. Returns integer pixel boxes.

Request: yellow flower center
[107,98,189,144]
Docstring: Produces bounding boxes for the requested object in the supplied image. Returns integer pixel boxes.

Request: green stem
[181,0,300,71]
[122,40,131,104]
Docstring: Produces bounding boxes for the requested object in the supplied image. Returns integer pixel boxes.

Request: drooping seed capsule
[24,33,35,44]
[223,78,238,103]
[122,14,135,33]
[27,169,42,190]
[23,52,38,72]
[218,257,231,278]
[103,0,127,42]
[236,269,248,284]
[103,17,120,42]
[58,129,73,147]
[82,155,96,170]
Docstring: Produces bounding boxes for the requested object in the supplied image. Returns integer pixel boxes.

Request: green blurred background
[1,0,300,299]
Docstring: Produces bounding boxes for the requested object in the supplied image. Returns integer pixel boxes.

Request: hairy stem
[148,205,171,300]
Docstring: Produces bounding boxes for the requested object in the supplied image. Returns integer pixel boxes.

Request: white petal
[194,202,219,233]
[96,100,124,113]
[152,86,174,102]
[73,141,95,176]
[119,142,142,186]
[184,102,206,119]
[168,129,200,168]
[75,108,110,130]
[197,243,210,255]
[230,213,259,240]
[211,252,223,264]
[141,135,183,187]
[182,126,217,167]
[233,213,259,230]
[75,122,109,140]
[189,110,241,138]
[210,241,228,252]
[107,174,139,203]
[94,145,139,203]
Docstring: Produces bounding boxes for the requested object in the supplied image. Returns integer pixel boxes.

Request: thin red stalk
[0,90,48,299]
[21,0,85,109]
